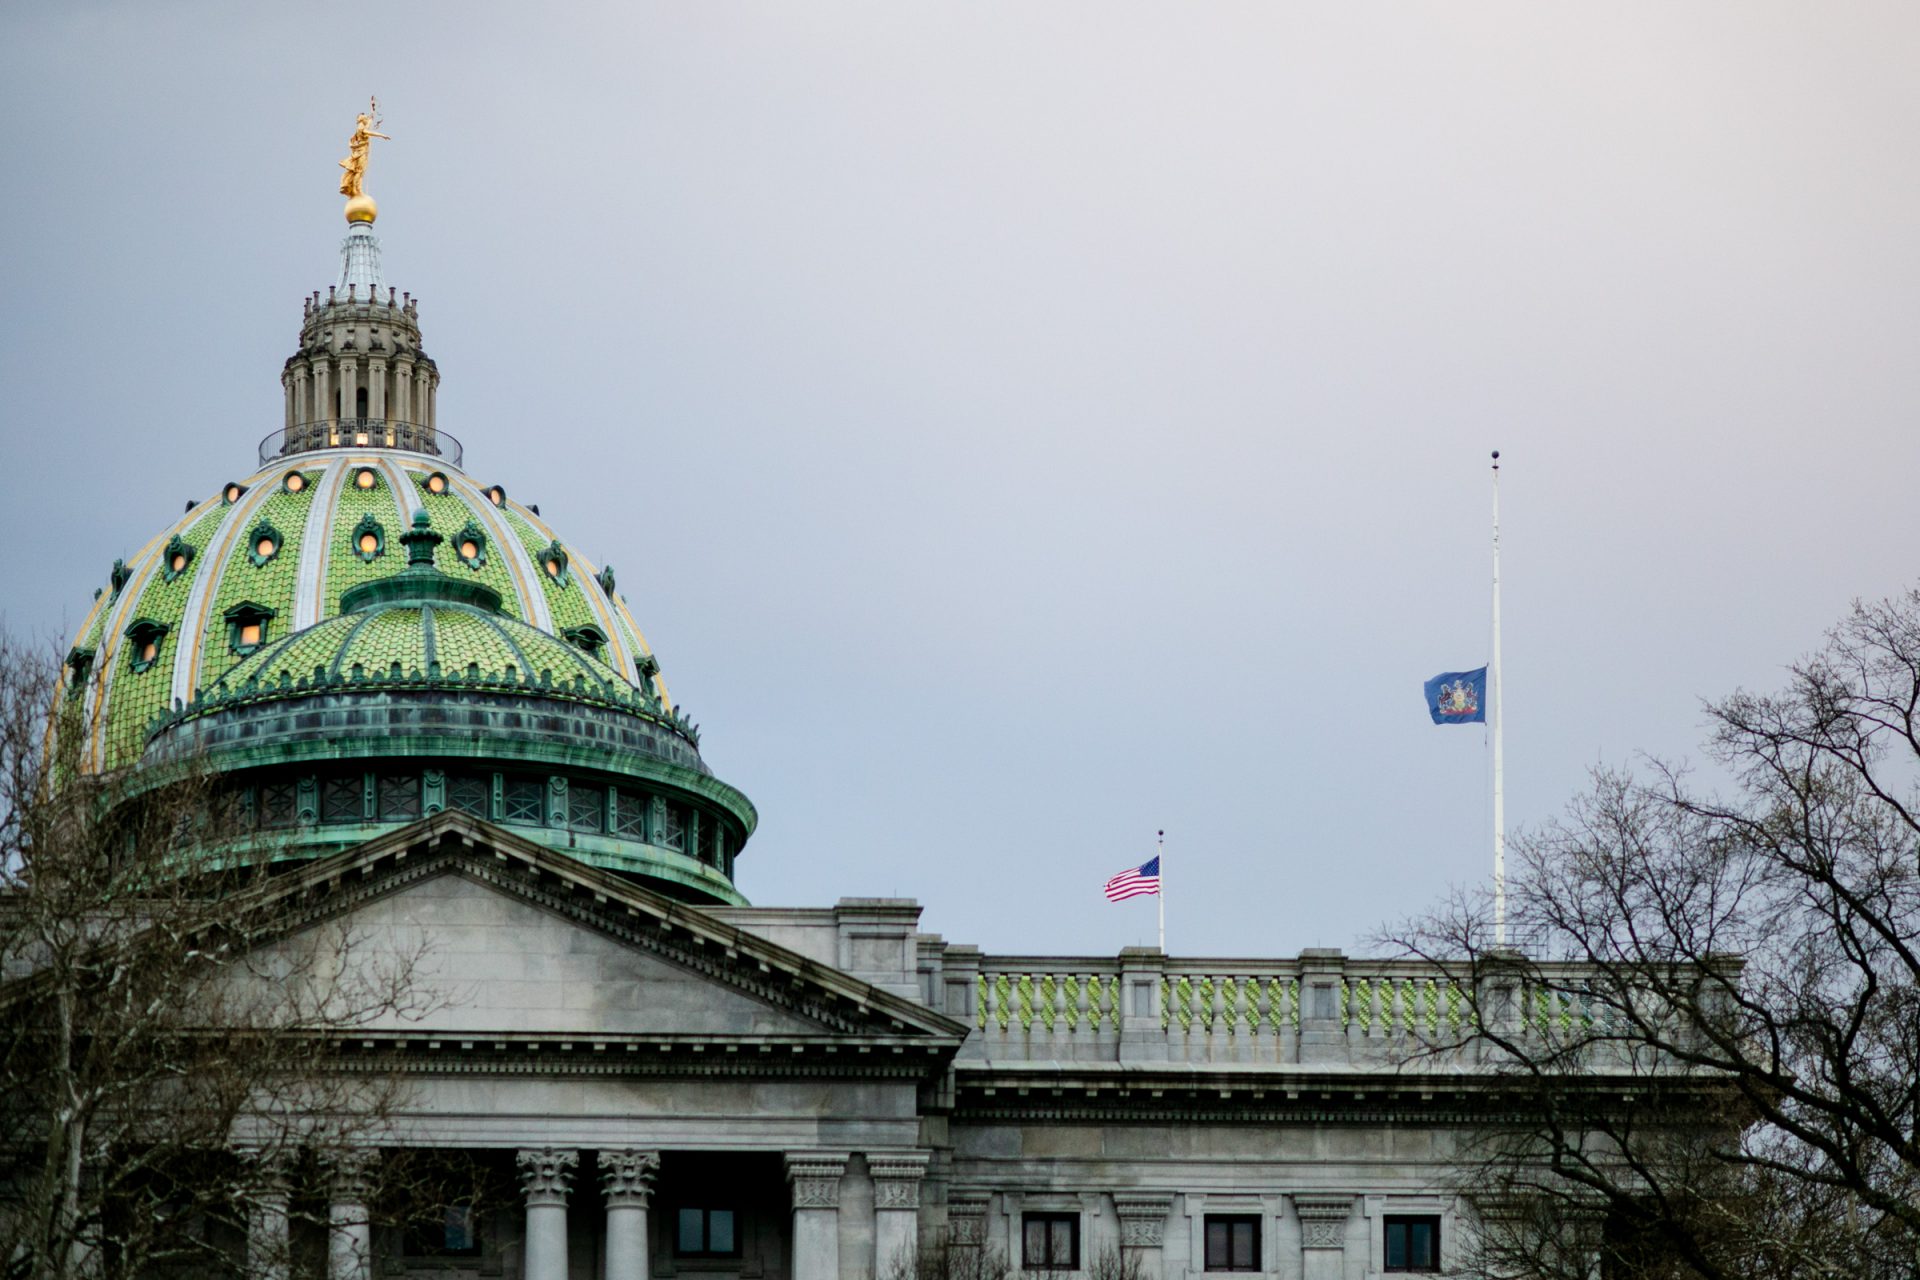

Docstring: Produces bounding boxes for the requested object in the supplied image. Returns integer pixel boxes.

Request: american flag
[1103,855,1161,902]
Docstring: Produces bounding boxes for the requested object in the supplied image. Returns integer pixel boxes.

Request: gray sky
[5,3,1919,957]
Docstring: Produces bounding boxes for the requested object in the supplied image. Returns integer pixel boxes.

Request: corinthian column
[869,1151,931,1277]
[325,1150,378,1280]
[601,1149,660,1280]
[518,1148,578,1280]
[785,1152,848,1280]
[236,1146,294,1280]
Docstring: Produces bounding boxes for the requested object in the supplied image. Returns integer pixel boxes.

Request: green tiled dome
[70,201,756,906]
[65,453,665,772]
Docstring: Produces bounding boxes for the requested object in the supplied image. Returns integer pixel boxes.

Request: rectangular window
[613,789,647,839]
[1384,1215,1440,1273]
[1021,1213,1078,1270]
[405,1202,481,1258]
[1205,1215,1260,1271]
[447,773,490,818]
[322,774,363,823]
[568,782,605,834]
[675,1207,737,1257]
[502,776,545,825]
[658,803,685,852]
[377,774,421,821]
[261,781,298,829]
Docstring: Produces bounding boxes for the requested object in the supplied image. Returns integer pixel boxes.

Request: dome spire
[336,98,388,296]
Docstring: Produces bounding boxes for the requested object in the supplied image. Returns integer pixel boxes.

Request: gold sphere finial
[344,193,378,224]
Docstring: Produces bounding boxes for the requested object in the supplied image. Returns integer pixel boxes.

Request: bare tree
[0,636,436,1280]
[1385,590,1920,1280]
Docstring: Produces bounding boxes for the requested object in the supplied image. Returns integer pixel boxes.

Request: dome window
[424,471,449,495]
[540,541,570,585]
[248,520,284,567]
[65,647,95,698]
[352,514,385,562]
[222,481,247,505]
[485,484,506,507]
[454,521,488,571]
[354,466,379,491]
[281,470,307,494]
[563,624,608,660]
[123,618,170,674]
[223,601,276,656]
[160,534,195,583]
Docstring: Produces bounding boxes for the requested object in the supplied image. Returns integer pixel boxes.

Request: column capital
[1291,1194,1355,1249]
[868,1150,931,1211]
[1112,1194,1174,1249]
[322,1148,379,1201]
[601,1148,661,1208]
[518,1147,579,1209]
[785,1152,850,1209]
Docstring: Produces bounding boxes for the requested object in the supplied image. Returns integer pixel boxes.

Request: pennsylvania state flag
[1424,666,1487,725]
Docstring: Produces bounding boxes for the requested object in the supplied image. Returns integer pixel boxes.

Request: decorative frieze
[1113,1194,1174,1249]
[1292,1194,1354,1249]
[785,1152,849,1209]
[600,1148,660,1207]
[517,1147,579,1208]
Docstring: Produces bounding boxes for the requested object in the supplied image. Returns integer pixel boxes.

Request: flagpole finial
[1491,449,1500,468]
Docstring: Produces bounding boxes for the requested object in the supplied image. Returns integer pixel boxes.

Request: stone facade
[179,813,1605,1279]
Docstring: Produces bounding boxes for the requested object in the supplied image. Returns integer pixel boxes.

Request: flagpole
[1156,830,1165,953]
[1491,451,1506,948]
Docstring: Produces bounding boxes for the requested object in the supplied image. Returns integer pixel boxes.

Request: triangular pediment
[231,812,969,1049]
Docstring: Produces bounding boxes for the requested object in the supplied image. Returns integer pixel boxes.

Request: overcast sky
[5,3,1919,957]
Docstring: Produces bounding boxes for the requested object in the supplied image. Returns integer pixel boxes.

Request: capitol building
[41,144,1606,1280]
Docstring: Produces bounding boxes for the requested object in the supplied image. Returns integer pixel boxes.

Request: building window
[260,780,299,829]
[613,789,648,839]
[657,803,685,852]
[424,471,450,495]
[1022,1213,1079,1271]
[1384,1215,1440,1273]
[563,625,608,660]
[354,466,379,491]
[568,782,605,834]
[540,540,570,585]
[485,484,506,507]
[281,471,306,494]
[223,481,247,504]
[675,1207,737,1257]
[405,1203,481,1258]
[248,520,284,567]
[453,521,488,571]
[322,774,364,824]
[447,773,490,818]
[352,514,385,562]
[161,534,196,583]
[502,776,545,825]
[124,619,170,673]
[378,774,421,822]
[65,647,95,698]
[1204,1215,1260,1271]
[224,601,276,657]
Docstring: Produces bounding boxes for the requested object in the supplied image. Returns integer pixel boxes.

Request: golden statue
[338,98,389,220]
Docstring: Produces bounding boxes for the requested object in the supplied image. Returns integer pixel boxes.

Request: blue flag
[1424,666,1488,725]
